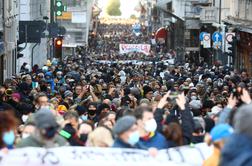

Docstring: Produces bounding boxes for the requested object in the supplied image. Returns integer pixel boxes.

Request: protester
[0,19,252,165]
[112,116,140,148]
[16,108,68,148]
[220,103,252,166]
[203,124,233,166]
[86,127,113,147]
[0,112,18,150]
[134,106,169,149]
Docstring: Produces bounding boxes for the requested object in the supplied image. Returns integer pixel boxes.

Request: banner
[119,44,151,55]
[0,143,211,166]
[94,59,175,65]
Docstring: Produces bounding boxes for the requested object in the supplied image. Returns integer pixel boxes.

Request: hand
[89,85,94,93]
[241,89,252,104]
[157,91,170,109]
[82,86,88,94]
[148,148,158,158]
[120,89,124,97]
[108,87,116,95]
[176,92,186,110]
[227,94,237,109]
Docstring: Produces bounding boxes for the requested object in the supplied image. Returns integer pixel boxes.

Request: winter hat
[139,98,150,106]
[189,100,202,110]
[234,103,252,138]
[34,108,59,129]
[113,116,136,135]
[12,93,21,101]
[130,87,140,96]
[57,105,68,115]
[64,90,73,98]
[210,124,233,142]
[143,86,153,97]
[76,105,87,115]
[208,106,222,117]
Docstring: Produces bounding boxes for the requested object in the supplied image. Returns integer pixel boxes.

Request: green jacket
[16,134,68,148]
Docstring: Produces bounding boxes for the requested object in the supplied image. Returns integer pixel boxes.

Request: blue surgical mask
[127,131,140,146]
[3,130,15,146]
[80,115,88,121]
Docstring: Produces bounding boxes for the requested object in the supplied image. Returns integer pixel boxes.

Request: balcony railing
[200,7,218,23]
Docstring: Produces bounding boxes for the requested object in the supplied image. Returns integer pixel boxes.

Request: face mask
[22,133,30,139]
[80,134,88,143]
[40,105,50,110]
[127,131,140,146]
[3,130,15,146]
[42,127,57,139]
[191,96,197,100]
[80,115,88,121]
[22,115,29,123]
[144,119,157,132]
[88,109,96,116]
[57,76,62,79]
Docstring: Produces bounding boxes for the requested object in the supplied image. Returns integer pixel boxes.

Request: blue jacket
[220,134,252,166]
[138,132,169,150]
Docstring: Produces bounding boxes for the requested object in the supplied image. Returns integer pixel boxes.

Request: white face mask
[22,133,30,139]
[191,96,197,100]
[22,115,29,123]
[144,119,157,133]
[40,105,50,110]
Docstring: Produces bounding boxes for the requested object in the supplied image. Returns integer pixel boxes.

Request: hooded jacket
[220,134,252,166]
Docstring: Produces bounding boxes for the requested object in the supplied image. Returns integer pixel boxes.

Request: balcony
[191,0,212,6]
[200,7,218,23]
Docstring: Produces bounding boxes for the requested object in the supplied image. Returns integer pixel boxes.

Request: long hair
[163,122,183,146]
[0,111,18,147]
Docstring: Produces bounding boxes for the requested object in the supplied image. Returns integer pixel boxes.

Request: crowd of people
[0,21,252,166]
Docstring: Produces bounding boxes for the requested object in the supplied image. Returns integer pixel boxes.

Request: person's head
[64,90,74,101]
[113,116,139,146]
[75,85,82,95]
[21,123,36,139]
[34,92,49,109]
[106,111,116,125]
[0,112,18,148]
[25,75,32,85]
[86,127,113,147]
[163,122,183,146]
[205,124,233,150]
[143,86,153,100]
[233,103,252,139]
[88,103,97,117]
[134,106,157,137]
[34,108,59,140]
[63,111,79,131]
[11,92,21,103]
[79,121,94,135]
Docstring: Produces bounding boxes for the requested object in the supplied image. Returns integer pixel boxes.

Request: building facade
[224,0,252,75]
[0,0,19,83]
[57,0,94,57]
[18,0,50,71]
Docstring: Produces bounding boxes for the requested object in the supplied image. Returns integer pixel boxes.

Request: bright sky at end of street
[98,0,140,18]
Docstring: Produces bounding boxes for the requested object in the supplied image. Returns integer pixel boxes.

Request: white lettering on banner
[0,143,211,166]
[119,44,151,55]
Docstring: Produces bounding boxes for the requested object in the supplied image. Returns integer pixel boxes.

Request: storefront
[237,31,252,76]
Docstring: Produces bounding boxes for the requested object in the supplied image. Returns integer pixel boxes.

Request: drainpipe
[31,43,38,66]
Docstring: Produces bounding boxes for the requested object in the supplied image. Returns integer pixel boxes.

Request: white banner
[119,44,151,55]
[0,143,211,166]
[94,59,175,65]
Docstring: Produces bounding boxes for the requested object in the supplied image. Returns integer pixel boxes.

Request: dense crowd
[0,21,252,166]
